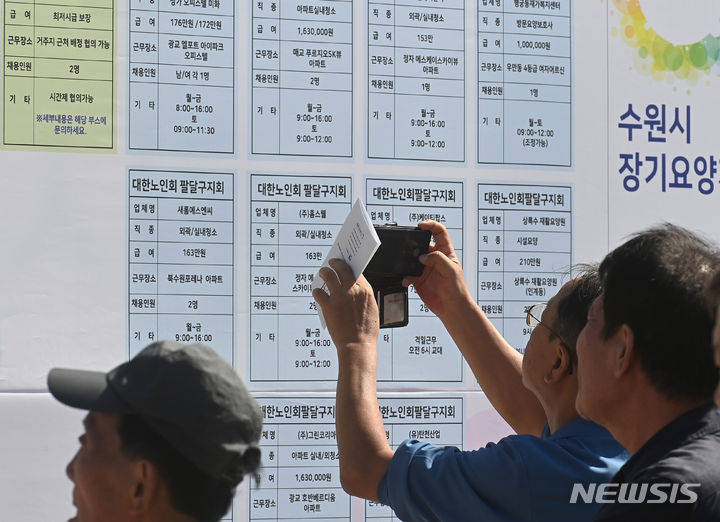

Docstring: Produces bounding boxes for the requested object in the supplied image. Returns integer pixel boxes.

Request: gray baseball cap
[47,341,262,485]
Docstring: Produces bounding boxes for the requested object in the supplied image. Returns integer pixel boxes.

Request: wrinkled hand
[402,220,473,318]
[313,258,380,349]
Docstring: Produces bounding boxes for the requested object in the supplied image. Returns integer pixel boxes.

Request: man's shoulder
[383,434,620,522]
[481,419,627,486]
[595,490,720,522]
[631,425,720,485]
[594,407,720,522]
[502,418,626,461]
[625,405,720,485]
[593,441,720,522]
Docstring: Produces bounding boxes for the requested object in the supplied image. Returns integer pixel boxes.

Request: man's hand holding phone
[363,225,431,328]
[402,220,474,320]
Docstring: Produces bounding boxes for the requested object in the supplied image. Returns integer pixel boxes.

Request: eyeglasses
[526,303,569,348]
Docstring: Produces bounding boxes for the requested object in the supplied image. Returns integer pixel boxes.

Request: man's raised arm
[313,259,394,501]
[404,220,546,435]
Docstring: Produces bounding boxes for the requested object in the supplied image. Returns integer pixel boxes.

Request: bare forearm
[335,343,394,501]
[439,299,547,435]
[408,222,547,434]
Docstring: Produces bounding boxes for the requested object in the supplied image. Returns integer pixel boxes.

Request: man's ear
[128,460,161,515]
[612,324,635,378]
[544,343,572,384]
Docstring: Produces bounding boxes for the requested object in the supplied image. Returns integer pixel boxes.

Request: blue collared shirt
[377,417,629,522]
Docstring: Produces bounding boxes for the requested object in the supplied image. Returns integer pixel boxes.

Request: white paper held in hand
[311,198,381,328]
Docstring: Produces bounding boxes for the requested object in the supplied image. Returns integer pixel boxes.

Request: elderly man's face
[575,295,617,425]
[66,412,136,522]
[521,282,571,396]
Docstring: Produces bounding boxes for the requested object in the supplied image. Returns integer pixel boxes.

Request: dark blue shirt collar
[614,403,720,483]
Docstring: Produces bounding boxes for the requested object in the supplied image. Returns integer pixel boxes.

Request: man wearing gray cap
[47,340,263,522]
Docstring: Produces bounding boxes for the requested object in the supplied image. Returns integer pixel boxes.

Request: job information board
[5,1,720,521]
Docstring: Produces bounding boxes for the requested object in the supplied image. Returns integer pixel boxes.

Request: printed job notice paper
[311,198,381,328]
[4,0,114,149]
[249,175,466,385]
[365,178,465,382]
[477,183,572,353]
[250,174,353,383]
[129,0,234,153]
[129,169,235,365]
[250,395,463,521]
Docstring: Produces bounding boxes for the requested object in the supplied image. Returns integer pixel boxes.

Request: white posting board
[2,1,720,520]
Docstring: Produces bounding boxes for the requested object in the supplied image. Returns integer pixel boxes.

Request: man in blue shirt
[314,221,628,521]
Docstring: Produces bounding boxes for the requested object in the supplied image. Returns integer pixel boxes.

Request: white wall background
[2,0,720,519]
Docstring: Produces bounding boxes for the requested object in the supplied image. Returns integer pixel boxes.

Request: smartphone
[364,225,431,328]
[365,225,431,278]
